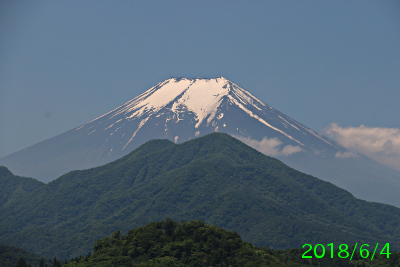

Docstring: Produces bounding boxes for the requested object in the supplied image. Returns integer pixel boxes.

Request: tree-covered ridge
[1,133,400,260]
[65,219,270,266]
[64,219,400,267]
[0,166,44,207]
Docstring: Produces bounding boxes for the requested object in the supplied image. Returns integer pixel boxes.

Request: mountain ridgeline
[1,133,400,260]
[0,77,337,182]
[0,166,44,207]
[1,77,399,208]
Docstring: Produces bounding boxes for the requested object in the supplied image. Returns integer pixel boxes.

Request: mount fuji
[1,77,400,207]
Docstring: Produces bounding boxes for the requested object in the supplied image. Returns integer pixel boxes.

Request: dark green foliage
[0,243,50,267]
[64,219,400,267]
[51,257,62,267]
[2,219,400,266]
[0,166,44,207]
[1,133,400,261]
[64,219,289,266]
[15,257,30,267]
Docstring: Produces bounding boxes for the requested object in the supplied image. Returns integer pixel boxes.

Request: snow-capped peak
[108,77,266,126]
[79,76,336,154]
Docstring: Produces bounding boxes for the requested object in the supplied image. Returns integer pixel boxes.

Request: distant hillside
[0,166,44,207]
[1,133,400,260]
[0,243,50,267]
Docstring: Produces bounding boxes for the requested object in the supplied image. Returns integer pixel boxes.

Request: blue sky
[1,0,400,161]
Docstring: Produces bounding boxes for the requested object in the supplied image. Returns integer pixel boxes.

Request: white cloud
[234,135,304,157]
[281,144,304,156]
[325,123,400,171]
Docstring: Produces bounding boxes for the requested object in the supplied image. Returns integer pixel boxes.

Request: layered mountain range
[2,133,400,260]
[1,77,399,207]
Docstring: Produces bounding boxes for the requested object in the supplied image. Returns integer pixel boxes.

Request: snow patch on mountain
[123,117,150,150]
[229,96,304,146]
[170,78,229,128]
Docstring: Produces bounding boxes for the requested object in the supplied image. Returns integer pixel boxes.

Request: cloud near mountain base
[324,123,400,171]
[234,135,304,157]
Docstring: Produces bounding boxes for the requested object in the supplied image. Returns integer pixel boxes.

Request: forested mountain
[1,133,400,261]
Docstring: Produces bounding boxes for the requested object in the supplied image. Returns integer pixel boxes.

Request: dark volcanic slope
[1,133,400,260]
